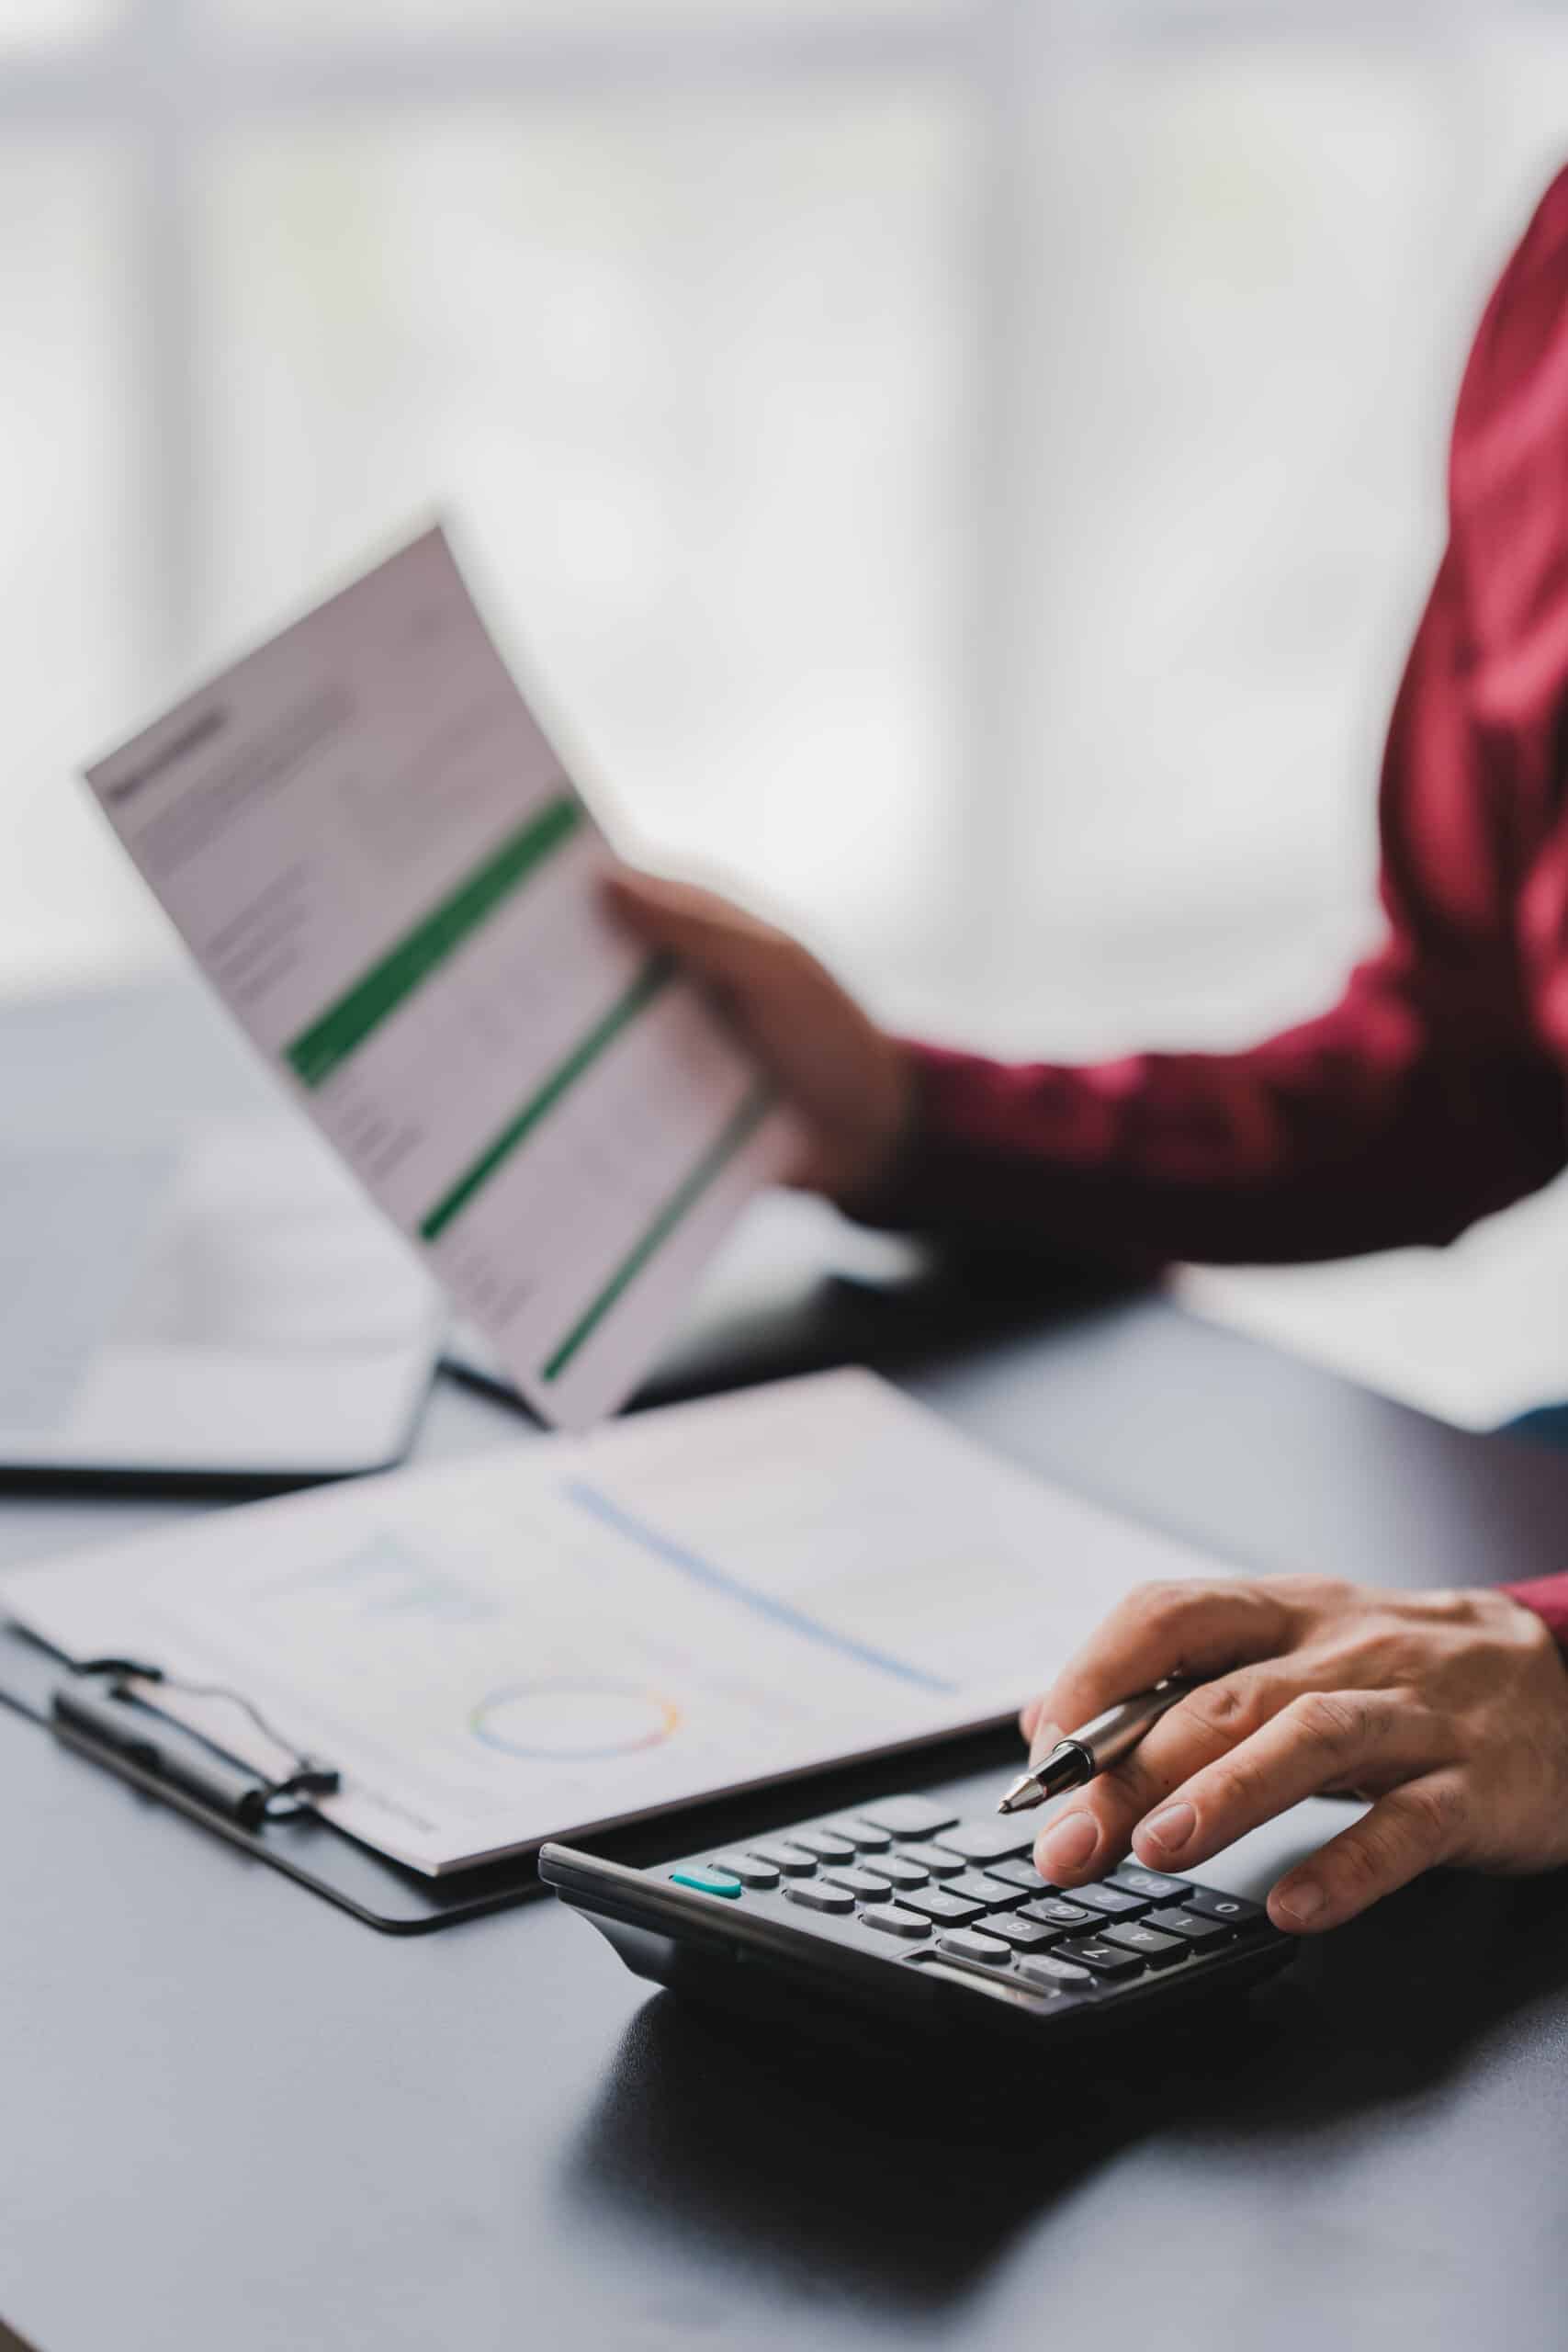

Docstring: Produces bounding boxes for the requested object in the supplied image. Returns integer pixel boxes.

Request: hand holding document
[85,526,798,1428]
[0,1371,1233,1876]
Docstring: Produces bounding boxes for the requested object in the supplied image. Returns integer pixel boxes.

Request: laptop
[0,1122,442,1487]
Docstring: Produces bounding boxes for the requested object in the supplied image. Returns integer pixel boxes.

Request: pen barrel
[1075,1680,1191,1773]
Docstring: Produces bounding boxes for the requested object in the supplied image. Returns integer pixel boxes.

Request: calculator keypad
[853,1797,959,1839]
[938,1929,1013,1967]
[946,1871,1028,1911]
[860,1855,929,1893]
[823,1816,894,1854]
[784,1882,855,1915]
[860,1903,936,1939]
[898,1887,986,1927]
[661,1797,1280,2021]
[897,1843,965,1879]
[784,1828,858,1866]
[1016,1894,1100,1934]
[823,1867,895,1902]
[1068,1883,1151,1922]
[745,1841,815,1878]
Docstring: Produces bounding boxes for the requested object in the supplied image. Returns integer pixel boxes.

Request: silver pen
[997,1679,1193,1814]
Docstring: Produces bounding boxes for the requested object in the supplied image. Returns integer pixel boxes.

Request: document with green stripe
[85,524,798,1428]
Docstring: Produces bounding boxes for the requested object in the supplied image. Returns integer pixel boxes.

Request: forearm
[856,990,1566,1270]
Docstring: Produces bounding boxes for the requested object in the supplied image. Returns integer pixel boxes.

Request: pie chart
[469,1679,681,1761]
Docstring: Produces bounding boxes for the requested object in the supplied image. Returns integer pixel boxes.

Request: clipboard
[0,1617,1020,1936]
[0,1619,540,1932]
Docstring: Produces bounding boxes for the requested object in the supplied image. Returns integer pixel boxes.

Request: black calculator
[540,1788,1292,2047]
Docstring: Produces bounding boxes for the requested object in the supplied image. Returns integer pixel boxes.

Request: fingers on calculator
[637,1791,1285,2036]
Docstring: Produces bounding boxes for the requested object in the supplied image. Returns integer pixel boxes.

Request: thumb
[602,867,784,991]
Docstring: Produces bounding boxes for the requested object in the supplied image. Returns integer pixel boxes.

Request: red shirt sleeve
[859,172,1568,1271]
[1502,1576,1568,1650]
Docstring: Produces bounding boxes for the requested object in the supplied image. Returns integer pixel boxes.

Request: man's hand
[1020,1577,1568,1932]
[604,868,913,1206]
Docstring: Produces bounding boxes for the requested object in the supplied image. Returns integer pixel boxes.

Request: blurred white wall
[4,0,1568,1422]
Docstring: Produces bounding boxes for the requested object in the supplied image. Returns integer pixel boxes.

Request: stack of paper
[0,1370,1229,1874]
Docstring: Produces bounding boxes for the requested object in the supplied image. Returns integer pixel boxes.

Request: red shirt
[871,167,1568,1645]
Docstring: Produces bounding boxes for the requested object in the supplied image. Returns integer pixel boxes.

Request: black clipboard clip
[51,1657,341,1831]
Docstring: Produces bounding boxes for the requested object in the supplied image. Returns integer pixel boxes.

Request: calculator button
[947,1871,1026,1911]
[859,1904,931,1939]
[898,1843,964,1878]
[983,1916,1058,1951]
[1102,1922,1187,1969]
[1069,1883,1150,1921]
[860,1855,929,1893]
[1018,1955,1094,1991]
[746,1842,816,1878]
[784,1882,856,1915]
[824,1816,894,1853]
[1108,1866,1191,1905]
[936,1929,1013,1969]
[1146,1905,1234,1947]
[709,1854,779,1891]
[985,1858,1053,1896]
[899,1888,987,1927]
[1019,1895,1099,1933]
[931,1816,1037,1865]
[1056,1937,1145,1979]
[784,1828,858,1865]
[824,1868,894,1902]
[1183,1887,1265,1927]
[855,1796,959,1838]
[670,1866,743,1898]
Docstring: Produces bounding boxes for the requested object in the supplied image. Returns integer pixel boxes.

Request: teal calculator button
[670,1866,743,1898]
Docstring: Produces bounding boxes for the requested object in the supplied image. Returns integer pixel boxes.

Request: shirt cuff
[1501,1575,1568,1648]
[845,1042,1163,1272]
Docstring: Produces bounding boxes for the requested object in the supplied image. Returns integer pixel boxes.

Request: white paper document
[0,1370,1230,1875]
[84,526,796,1428]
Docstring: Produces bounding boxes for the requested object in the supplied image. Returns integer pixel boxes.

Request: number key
[936,1929,1014,1969]
[1019,1895,1099,1934]
[946,1871,1027,1910]
[824,1868,895,1902]
[784,1882,855,1915]
[1102,1921,1186,1969]
[785,1827,858,1865]
[1183,1887,1266,1928]
[855,1796,959,1838]
[1146,1905,1234,1948]
[747,1841,815,1878]
[824,1816,893,1853]
[984,1916,1058,1952]
[1018,1954,1095,1992]
[1108,1866,1191,1905]
[710,1853,778,1890]
[931,1816,1037,1865]
[862,1855,929,1893]
[899,1887,986,1927]
[1070,1883,1149,1922]
[1056,1936,1145,1980]
[899,1843,965,1879]
[859,1904,931,1939]
[985,1859,1053,1896]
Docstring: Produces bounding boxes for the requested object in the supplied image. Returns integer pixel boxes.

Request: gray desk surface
[6,983,1568,2352]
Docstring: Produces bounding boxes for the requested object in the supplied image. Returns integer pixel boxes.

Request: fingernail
[1028,1719,1065,1766]
[1272,1878,1325,1928]
[1139,1801,1195,1857]
[1038,1812,1099,1877]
